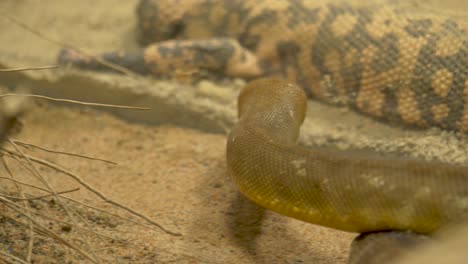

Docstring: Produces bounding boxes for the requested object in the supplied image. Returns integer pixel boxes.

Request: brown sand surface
[0,0,467,263]
[0,104,351,263]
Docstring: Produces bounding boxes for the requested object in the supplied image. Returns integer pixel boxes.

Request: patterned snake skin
[57,1,468,263]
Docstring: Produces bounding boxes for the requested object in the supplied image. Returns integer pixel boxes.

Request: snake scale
[57,0,468,263]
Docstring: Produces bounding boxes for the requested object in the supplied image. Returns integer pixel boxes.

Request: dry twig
[0,200,97,263]
[0,186,80,201]
[12,139,117,165]
[0,65,58,72]
[7,139,101,262]
[0,94,150,110]
[1,12,137,76]
[3,148,182,236]
[0,250,29,264]
[1,158,34,262]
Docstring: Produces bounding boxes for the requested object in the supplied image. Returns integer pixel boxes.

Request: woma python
[227,78,468,263]
[57,0,468,263]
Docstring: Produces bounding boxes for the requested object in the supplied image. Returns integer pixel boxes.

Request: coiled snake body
[227,78,468,263]
[228,78,467,234]
[57,0,468,262]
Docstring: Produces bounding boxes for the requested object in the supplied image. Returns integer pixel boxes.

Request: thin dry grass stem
[0,187,80,201]
[0,202,98,263]
[4,148,182,236]
[0,65,58,72]
[0,176,74,193]
[61,195,163,233]
[0,12,138,77]
[5,140,100,262]
[0,103,34,264]
[0,257,16,264]
[1,157,34,263]
[0,148,141,261]
[11,139,117,165]
[0,171,160,232]
[0,251,29,264]
[3,145,129,258]
[2,153,45,190]
[0,94,151,110]
[0,153,54,197]
[1,196,120,241]
[5,153,104,256]
[22,153,182,236]
[5,142,51,193]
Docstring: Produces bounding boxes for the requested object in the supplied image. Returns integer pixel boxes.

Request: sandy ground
[0,0,467,263]
[0,104,351,263]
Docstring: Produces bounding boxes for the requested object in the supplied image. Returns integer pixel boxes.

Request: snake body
[227,78,468,234]
[57,1,468,262]
[227,78,468,263]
